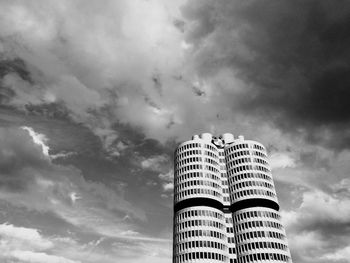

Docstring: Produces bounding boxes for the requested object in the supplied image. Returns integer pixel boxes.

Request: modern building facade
[173,133,292,263]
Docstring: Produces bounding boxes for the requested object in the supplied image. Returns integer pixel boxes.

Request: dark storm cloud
[0,128,47,191]
[0,58,29,104]
[0,126,152,240]
[0,58,31,81]
[182,0,350,149]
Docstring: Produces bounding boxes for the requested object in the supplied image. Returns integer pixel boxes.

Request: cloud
[162,183,174,192]
[50,151,76,160]
[21,126,50,156]
[270,152,296,169]
[0,0,349,152]
[158,170,173,182]
[0,125,175,263]
[281,188,350,263]
[181,0,350,149]
[111,239,172,261]
[0,1,349,262]
[0,126,147,238]
[9,250,81,263]
[0,223,53,251]
[0,223,80,263]
[0,0,275,148]
[141,154,169,172]
[158,170,174,193]
[282,189,350,235]
[321,245,350,262]
[0,222,171,263]
[0,0,192,147]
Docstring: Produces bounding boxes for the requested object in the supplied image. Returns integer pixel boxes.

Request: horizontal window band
[174,198,279,213]
[230,198,279,212]
[174,198,224,213]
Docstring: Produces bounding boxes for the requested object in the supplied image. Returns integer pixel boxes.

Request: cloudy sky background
[0,0,350,262]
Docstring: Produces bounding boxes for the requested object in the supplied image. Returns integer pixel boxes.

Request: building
[173,133,292,263]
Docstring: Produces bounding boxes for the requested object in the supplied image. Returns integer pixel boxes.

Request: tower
[173,133,292,263]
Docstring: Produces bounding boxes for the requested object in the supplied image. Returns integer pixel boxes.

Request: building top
[191,132,247,143]
[176,132,266,153]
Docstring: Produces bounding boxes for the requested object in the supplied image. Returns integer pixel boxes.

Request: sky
[0,0,349,262]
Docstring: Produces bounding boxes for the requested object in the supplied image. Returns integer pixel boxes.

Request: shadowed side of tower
[225,137,292,263]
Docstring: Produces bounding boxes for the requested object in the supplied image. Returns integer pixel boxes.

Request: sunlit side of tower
[173,134,231,263]
[173,133,292,263]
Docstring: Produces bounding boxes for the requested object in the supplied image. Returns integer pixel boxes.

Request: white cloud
[300,190,350,224]
[287,230,327,263]
[162,183,174,192]
[141,155,169,172]
[0,222,169,263]
[290,230,326,251]
[22,126,50,157]
[158,170,174,193]
[22,126,75,160]
[0,223,53,251]
[0,223,80,263]
[9,250,81,263]
[282,189,350,231]
[270,152,296,169]
[50,151,76,160]
[280,210,298,228]
[158,170,173,182]
[321,245,350,261]
[280,188,350,262]
[332,178,350,197]
[69,192,81,203]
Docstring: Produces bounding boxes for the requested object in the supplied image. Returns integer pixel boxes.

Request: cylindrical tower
[225,137,292,263]
[173,134,229,263]
[173,133,292,263]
